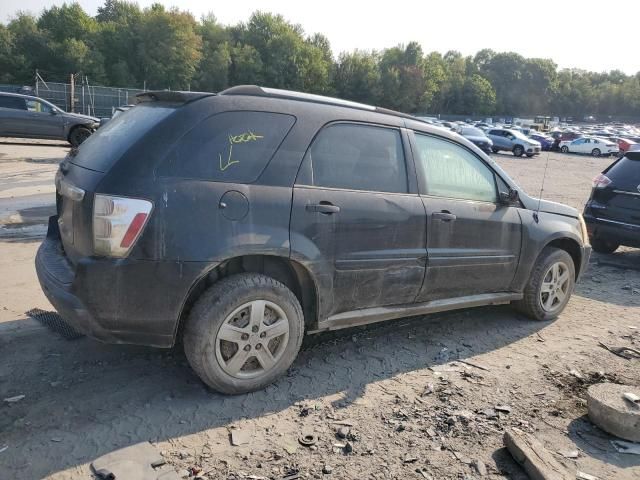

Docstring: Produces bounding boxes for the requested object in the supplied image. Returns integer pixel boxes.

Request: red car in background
[617,137,638,156]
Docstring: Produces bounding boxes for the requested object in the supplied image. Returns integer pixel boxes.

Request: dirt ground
[0,143,638,480]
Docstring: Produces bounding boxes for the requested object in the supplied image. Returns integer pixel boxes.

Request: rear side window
[301,123,408,193]
[161,111,295,183]
[605,154,640,189]
[413,133,497,202]
[0,96,27,110]
[71,104,174,173]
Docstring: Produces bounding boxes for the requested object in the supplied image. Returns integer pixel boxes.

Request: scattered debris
[230,429,251,446]
[576,472,599,480]
[283,442,298,455]
[322,464,333,474]
[558,449,579,459]
[298,432,317,447]
[50,437,62,442]
[504,428,572,480]
[457,359,490,371]
[598,341,640,360]
[587,383,640,442]
[422,383,435,396]
[0,445,7,454]
[472,459,487,476]
[452,451,471,464]
[610,439,640,455]
[569,369,583,380]
[495,404,512,414]
[3,395,25,403]
[91,441,179,480]
[415,468,432,479]
[403,453,418,463]
[623,392,640,408]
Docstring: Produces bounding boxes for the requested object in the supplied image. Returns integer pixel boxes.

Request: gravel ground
[0,145,638,480]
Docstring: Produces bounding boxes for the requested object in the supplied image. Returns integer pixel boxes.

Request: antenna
[534,149,551,223]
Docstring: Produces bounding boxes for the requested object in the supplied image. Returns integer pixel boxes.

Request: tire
[513,145,524,157]
[514,247,575,321]
[590,236,619,254]
[491,147,500,154]
[560,146,569,153]
[68,127,92,147]
[183,273,304,394]
[591,148,601,157]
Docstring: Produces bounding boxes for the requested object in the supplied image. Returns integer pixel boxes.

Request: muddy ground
[0,143,638,480]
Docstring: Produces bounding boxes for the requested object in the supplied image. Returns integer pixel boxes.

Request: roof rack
[220,85,421,122]
[136,90,216,104]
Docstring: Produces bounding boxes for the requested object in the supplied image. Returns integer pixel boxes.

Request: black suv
[37,86,591,394]
[584,151,640,253]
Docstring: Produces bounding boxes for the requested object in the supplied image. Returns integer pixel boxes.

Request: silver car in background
[486,128,541,157]
[0,92,99,146]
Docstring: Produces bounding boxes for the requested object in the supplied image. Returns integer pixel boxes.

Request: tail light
[93,194,153,257]
[592,173,611,189]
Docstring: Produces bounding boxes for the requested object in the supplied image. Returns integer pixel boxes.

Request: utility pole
[69,73,75,113]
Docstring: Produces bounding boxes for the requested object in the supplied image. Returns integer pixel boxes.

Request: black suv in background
[37,86,591,394]
[584,151,640,253]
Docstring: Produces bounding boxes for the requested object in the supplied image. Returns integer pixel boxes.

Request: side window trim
[295,120,414,195]
[409,130,501,204]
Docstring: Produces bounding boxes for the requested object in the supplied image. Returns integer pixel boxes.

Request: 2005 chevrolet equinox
[36,86,591,394]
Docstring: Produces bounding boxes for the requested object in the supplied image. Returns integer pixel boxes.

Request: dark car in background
[457,126,494,153]
[529,132,554,151]
[0,92,99,146]
[584,151,640,253]
[37,86,591,394]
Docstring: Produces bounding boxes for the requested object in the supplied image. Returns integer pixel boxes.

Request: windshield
[461,127,484,136]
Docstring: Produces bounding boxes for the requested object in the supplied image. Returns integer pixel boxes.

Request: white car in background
[559,136,618,157]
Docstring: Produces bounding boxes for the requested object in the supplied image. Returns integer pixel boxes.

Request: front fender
[511,209,585,291]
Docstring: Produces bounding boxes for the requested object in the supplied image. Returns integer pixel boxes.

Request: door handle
[433,211,456,222]
[306,202,340,214]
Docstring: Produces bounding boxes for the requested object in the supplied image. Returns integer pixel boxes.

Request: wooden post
[69,73,75,113]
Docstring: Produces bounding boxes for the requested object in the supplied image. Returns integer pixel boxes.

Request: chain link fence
[0,81,144,118]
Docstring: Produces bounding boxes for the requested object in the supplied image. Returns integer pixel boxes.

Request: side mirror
[499,188,519,205]
[50,110,58,115]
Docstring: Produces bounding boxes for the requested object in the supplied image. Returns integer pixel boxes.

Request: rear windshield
[158,111,296,183]
[605,153,640,189]
[70,104,174,172]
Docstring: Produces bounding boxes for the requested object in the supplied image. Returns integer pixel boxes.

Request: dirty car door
[290,123,426,319]
[410,132,522,301]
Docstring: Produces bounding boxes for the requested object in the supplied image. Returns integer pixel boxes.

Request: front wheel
[526,153,534,158]
[68,127,92,147]
[491,147,500,154]
[514,247,575,321]
[183,273,304,394]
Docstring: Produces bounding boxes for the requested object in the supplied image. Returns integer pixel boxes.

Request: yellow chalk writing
[219,131,264,171]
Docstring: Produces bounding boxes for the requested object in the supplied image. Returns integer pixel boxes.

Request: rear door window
[161,111,295,183]
[299,123,408,193]
[0,96,27,110]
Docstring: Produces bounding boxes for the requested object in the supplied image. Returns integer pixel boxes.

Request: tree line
[1,1,639,117]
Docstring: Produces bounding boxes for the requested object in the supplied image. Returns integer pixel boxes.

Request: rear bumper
[583,212,640,248]
[36,216,212,347]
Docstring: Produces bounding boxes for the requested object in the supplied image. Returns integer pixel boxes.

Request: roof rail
[220,85,423,122]
[136,90,215,104]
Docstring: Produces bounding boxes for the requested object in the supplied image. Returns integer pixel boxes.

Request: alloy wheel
[539,261,571,313]
[215,300,290,379]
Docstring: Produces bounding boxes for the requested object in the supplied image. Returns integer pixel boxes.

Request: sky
[2,0,638,74]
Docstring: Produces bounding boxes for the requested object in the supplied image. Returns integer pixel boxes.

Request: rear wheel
[68,126,91,147]
[591,148,601,157]
[491,147,500,154]
[513,145,524,157]
[515,247,575,321]
[183,273,304,394]
[590,236,619,254]
[560,146,569,153]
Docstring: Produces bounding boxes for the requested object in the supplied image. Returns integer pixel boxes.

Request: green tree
[334,50,381,105]
[462,74,496,115]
